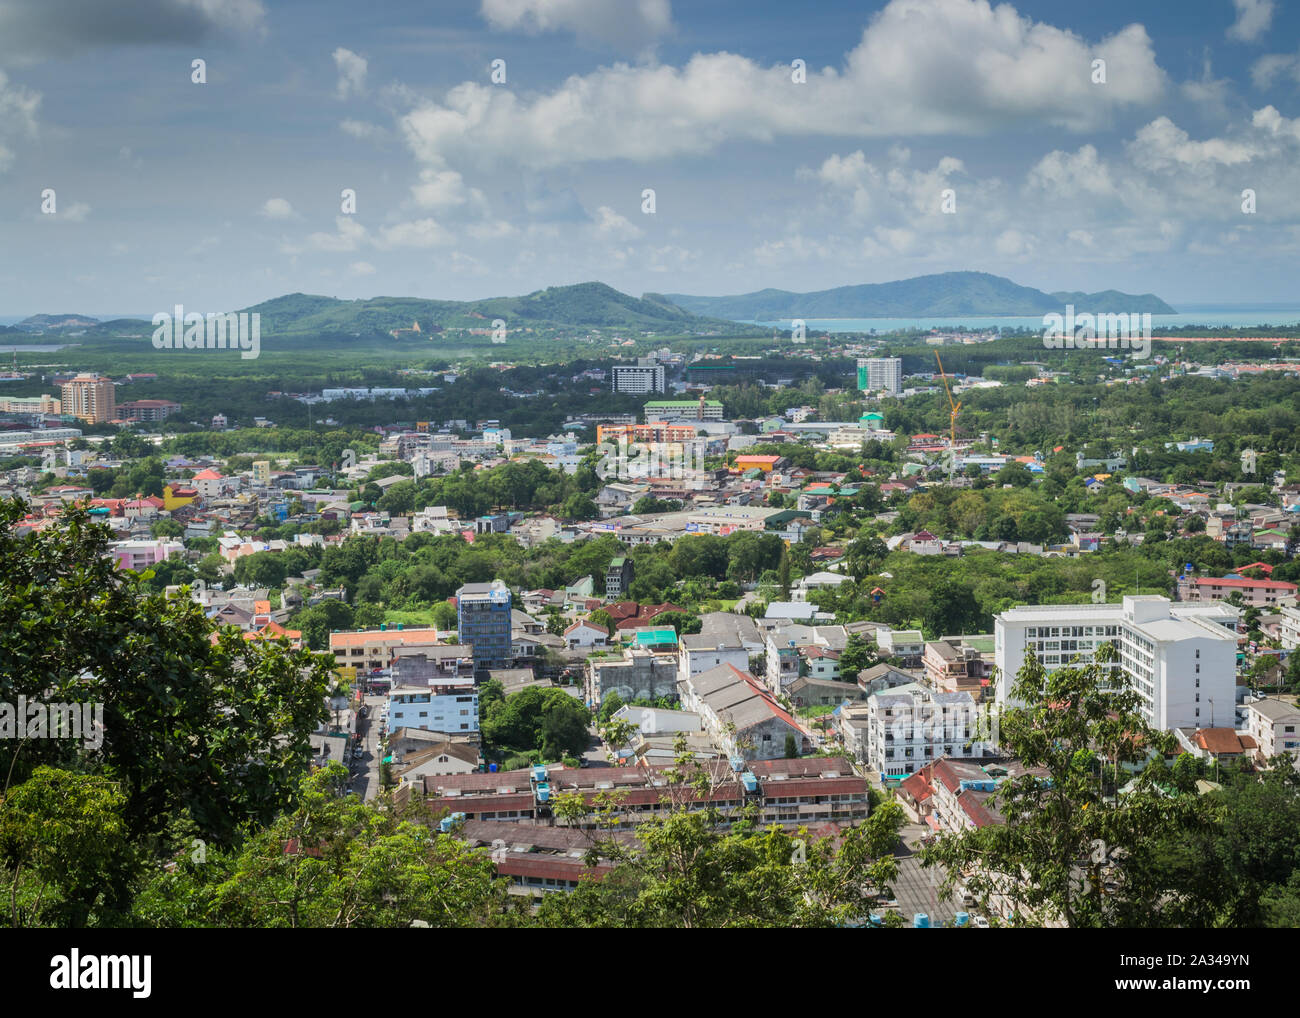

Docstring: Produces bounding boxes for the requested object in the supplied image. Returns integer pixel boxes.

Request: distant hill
[17,314,100,330]
[239,282,714,336]
[663,271,1175,319]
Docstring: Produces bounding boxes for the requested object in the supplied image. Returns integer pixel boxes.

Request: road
[351,693,387,801]
[581,726,612,768]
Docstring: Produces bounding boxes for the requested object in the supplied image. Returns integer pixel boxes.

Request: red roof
[1195,576,1295,592]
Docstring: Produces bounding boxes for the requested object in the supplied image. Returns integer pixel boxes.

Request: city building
[644,398,724,422]
[117,399,181,422]
[994,595,1239,732]
[456,580,513,673]
[329,625,441,674]
[605,556,634,599]
[864,684,991,778]
[678,663,807,761]
[857,357,903,394]
[385,681,479,737]
[611,358,666,395]
[1177,572,1298,608]
[109,539,183,572]
[0,394,61,415]
[1280,606,1300,651]
[1244,697,1300,762]
[60,373,116,424]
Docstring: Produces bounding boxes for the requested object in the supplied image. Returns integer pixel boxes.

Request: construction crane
[934,349,961,447]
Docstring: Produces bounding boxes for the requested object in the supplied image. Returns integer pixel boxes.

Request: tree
[536,770,906,928]
[540,697,591,761]
[921,644,1204,928]
[431,600,458,631]
[0,767,136,928]
[598,691,625,724]
[0,501,332,849]
[783,733,798,759]
[838,634,877,684]
[132,766,522,928]
[562,493,600,521]
[587,609,614,636]
[150,518,184,539]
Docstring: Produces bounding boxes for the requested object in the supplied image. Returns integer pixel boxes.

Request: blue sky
[1,0,1299,314]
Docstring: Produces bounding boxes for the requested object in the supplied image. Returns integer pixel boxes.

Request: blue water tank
[913,912,930,929]
[954,912,970,927]
[488,762,498,772]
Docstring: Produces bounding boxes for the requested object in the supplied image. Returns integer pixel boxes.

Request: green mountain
[663,271,1175,319]
[239,282,714,336]
[17,313,101,330]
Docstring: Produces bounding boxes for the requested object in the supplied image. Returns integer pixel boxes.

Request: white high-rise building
[612,359,666,395]
[858,357,903,394]
[994,596,1239,732]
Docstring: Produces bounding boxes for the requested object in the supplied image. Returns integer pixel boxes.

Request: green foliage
[481,686,592,760]
[1,501,333,851]
[133,766,522,928]
[921,644,1204,928]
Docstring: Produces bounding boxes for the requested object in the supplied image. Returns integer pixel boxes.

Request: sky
[1,0,1299,315]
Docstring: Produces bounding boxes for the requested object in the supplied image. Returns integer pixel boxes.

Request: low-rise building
[866,683,992,779]
[1244,697,1300,762]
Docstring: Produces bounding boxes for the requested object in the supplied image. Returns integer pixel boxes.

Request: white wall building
[1279,605,1300,651]
[386,682,479,736]
[866,683,991,778]
[1245,697,1300,761]
[994,596,1239,733]
[612,359,666,395]
[859,357,903,394]
[678,634,751,686]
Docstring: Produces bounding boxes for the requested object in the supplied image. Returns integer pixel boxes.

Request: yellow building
[163,483,199,511]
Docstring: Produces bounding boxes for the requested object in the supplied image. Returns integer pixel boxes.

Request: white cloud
[376,218,452,248]
[0,67,39,172]
[1251,51,1300,87]
[1129,116,1256,170]
[350,261,376,275]
[333,47,367,99]
[402,0,1166,171]
[1227,0,1274,43]
[259,197,296,219]
[1252,104,1300,142]
[480,0,672,50]
[411,168,485,211]
[591,205,642,240]
[286,215,454,254]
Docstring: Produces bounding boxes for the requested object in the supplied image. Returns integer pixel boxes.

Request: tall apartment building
[60,374,116,423]
[857,357,903,394]
[994,595,1239,732]
[611,358,666,395]
[456,580,513,673]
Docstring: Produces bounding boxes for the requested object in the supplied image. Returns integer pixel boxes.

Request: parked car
[972,915,990,928]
